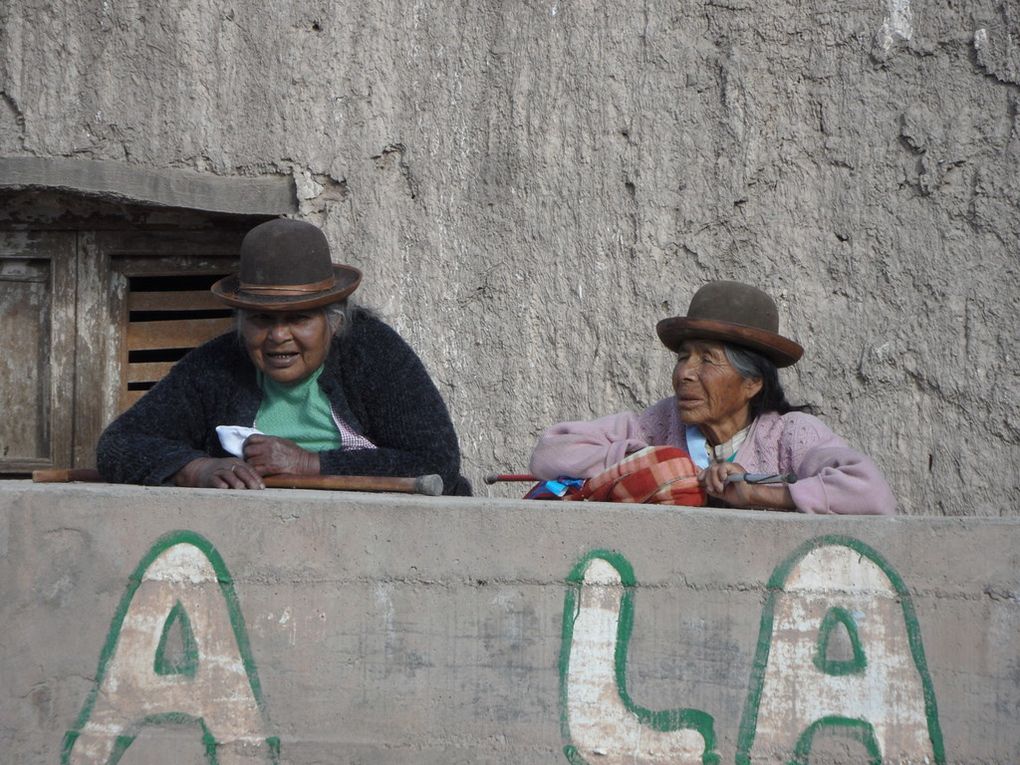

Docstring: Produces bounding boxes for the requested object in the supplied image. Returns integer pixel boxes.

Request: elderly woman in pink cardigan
[529,281,896,514]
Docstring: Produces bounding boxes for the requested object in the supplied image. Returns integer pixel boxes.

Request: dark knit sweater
[97,309,471,495]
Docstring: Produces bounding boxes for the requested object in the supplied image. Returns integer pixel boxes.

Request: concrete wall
[2,482,1018,763]
[1,1,1018,514]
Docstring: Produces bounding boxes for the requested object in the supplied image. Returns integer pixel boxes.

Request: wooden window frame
[73,230,241,468]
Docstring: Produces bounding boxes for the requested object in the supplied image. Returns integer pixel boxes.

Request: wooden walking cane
[263,473,443,496]
[483,473,537,485]
[32,468,444,496]
[32,468,103,483]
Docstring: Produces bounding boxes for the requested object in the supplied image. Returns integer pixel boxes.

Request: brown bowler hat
[656,281,804,367]
[211,219,361,310]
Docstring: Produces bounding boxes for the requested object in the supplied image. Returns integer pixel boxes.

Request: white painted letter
[561,551,717,765]
[737,537,944,764]
[64,531,277,765]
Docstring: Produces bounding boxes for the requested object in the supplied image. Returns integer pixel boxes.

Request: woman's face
[672,340,762,435]
[242,309,333,385]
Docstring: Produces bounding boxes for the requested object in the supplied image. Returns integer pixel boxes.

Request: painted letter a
[736,536,945,764]
[63,530,278,765]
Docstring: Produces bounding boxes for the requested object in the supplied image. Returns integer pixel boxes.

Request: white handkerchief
[216,425,264,458]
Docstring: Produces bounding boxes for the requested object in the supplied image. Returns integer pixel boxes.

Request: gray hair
[235,299,353,339]
[323,300,352,336]
[722,343,763,381]
[722,342,811,417]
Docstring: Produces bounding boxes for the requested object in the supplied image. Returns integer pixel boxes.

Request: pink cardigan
[529,397,896,515]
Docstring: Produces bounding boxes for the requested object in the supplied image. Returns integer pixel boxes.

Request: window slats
[127,317,234,352]
[122,389,146,409]
[120,272,234,410]
[125,361,177,384]
[128,290,224,312]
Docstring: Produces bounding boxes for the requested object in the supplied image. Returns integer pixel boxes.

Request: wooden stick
[32,468,103,483]
[483,473,537,485]
[33,468,444,496]
[264,473,443,496]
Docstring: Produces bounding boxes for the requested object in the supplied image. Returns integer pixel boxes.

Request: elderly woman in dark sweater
[97,219,470,495]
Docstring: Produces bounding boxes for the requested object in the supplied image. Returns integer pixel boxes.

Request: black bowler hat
[656,281,804,367]
[211,219,361,310]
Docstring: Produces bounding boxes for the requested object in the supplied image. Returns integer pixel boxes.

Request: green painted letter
[559,550,718,765]
[63,530,279,765]
[736,536,944,764]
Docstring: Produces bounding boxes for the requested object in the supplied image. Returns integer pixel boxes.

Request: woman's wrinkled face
[242,310,332,385]
[672,340,762,431]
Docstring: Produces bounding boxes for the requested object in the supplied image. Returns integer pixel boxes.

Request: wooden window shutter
[0,232,76,472]
[72,229,245,468]
[122,273,234,410]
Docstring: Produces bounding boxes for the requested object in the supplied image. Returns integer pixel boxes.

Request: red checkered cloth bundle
[524,446,706,506]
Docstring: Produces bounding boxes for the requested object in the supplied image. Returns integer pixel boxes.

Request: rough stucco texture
[1,0,1017,514]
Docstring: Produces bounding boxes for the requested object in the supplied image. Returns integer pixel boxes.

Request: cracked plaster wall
[1,0,1017,514]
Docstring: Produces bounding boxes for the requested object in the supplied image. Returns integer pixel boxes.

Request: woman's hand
[175,457,265,489]
[699,462,795,510]
[242,435,320,477]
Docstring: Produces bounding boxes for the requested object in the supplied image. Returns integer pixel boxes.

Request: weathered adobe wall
[1,1,1018,514]
[1,483,1018,764]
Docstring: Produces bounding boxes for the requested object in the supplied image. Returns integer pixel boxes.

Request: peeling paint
[559,551,718,765]
[293,168,324,201]
[559,539,944,764]
[62,531,278,764]
[736,537,944,764]
[877,0,913,52]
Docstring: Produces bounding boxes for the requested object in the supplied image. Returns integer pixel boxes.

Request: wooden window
[0,225,249,474]
[73,230,244,470]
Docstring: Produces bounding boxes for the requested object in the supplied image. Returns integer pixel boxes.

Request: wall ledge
[0,156,297,215]
[2,481,1016,762]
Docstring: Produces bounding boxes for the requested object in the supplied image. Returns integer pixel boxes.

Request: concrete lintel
[0,156,298,215]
